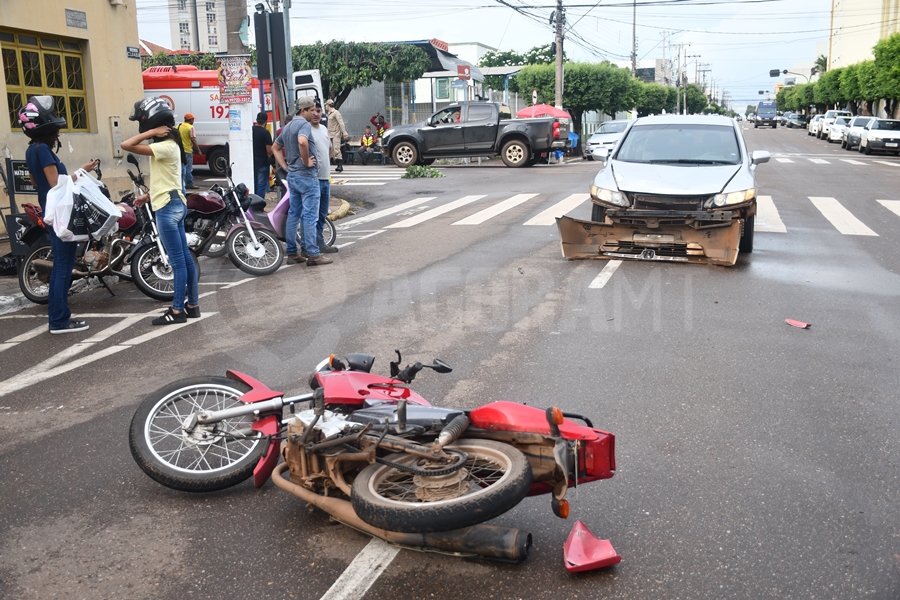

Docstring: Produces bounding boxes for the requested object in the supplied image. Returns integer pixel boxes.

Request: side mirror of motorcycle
[429,359,452,374]
[126,153,140,169]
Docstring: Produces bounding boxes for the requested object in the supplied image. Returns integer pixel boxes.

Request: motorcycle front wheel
[351,439,533,534]
[18,242,52,304]
[129,376,265,492]
[227,227,284,276]
[131,244,202,301]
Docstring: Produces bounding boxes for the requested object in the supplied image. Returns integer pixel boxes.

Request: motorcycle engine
[83,250,109,270]
[184,231,203,250]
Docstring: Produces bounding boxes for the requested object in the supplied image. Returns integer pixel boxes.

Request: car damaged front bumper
[556,213,744,266]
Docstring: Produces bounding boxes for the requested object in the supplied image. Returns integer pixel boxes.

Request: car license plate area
[633,233,675,244]
[886,142,898,148]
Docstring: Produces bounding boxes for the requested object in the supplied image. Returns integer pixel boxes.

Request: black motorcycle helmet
[17,96,67,139]
[129,97,175,133]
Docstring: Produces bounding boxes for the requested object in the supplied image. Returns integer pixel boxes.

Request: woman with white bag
[19,96,98,334]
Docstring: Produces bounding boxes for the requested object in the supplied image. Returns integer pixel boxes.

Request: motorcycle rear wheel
[293,218,336,249]
[351,439,532,534]
[18,242,52,304]
[129,376,265,492]
[227,227,284,276]
[131,244,202,302]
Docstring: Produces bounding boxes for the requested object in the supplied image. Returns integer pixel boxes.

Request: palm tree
[814,54,828,74]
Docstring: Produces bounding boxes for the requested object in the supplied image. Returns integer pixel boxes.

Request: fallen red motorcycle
[128,351,619,567]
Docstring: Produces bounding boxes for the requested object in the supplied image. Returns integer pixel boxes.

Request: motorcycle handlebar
[395,362,423,384]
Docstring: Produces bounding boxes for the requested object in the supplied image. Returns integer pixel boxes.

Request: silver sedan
[842,116,873,150]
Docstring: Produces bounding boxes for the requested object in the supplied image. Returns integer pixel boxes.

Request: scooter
[128,351,620,569]
[244,170,336,249]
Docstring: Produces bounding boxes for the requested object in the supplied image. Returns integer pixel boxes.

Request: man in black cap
[252,111,273,197]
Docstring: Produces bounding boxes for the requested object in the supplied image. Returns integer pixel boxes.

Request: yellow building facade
[829,0,900,69]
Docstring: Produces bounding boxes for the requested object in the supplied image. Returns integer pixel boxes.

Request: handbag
[72,168,120,239]
[45,176,89,242]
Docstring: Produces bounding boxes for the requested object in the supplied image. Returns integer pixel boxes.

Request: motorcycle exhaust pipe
[31,259,54,274]
[272,463,532,563]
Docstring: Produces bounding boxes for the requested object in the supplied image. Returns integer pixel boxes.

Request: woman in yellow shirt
[121,97,200,325]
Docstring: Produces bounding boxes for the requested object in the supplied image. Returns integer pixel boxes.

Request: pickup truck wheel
[739,215,754,254]
[392,142,418,168]
[501,140,530,167]
[591,204,607,223]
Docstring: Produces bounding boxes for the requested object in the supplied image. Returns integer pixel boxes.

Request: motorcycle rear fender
[226,369,284,403]
[251,415,281,487]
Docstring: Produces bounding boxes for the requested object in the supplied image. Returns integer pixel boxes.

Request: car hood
[609,160,742,195]
[588,133,622,145]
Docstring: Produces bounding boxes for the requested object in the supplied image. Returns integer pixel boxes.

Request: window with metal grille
[208,36,217,46]
[1,29,89,132]
[178,0,186,8]
[179,23,190,33]
[206,2,215,11]
[206,13,216,23]
[435,78,450,100]
[207,24,216,34]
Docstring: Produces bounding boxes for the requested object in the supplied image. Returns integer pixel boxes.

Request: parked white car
[818,109,853,139]
[807,115,824,136]
[859,118,900,155]
[842,116,874,150]
[827,116,850,143]
[585,120,629,161]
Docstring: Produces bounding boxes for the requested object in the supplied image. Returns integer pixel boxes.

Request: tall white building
[168,0,227,53]
[830,0,900,68]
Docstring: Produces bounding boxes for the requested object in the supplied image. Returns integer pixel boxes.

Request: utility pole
[675,44,681,114]
[225,0,247,53]
[660,32,668,84]
[554,0,565,109]
[684,53,699,114]
[631,0,637,76]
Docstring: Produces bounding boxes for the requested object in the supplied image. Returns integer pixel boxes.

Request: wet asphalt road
[1,125,900,599]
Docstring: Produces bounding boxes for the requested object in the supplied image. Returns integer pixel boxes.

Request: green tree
[776,86,795,112]
[814,68,845,108]
[839,64,861,114]
[684,83,707,114]
[291,41,431,107]
[479,44,565,94]
[745,104,756,116]
[635,81,676,116]
[857,60,880,115]
[815,54,828,74]
[141,51,218,71]
[873,33,900,116]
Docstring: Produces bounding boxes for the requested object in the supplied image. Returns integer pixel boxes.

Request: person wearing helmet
[19,96,98,334]
[121,97,200,325]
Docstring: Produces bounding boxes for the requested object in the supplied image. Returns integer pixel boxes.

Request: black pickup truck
[381,102,570,168]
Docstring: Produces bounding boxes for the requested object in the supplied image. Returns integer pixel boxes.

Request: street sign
[457,65,470,80]
[451,79,466,89]
[532,89,538,104]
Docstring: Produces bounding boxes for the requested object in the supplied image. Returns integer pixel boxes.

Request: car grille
[629,194,709,211]
[602,240,690,257]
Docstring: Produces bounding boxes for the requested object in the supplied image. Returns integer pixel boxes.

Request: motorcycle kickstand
[98,276,116,297]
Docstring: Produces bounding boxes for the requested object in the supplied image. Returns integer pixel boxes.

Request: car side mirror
[592,147,609,162]
[751,150,770,165]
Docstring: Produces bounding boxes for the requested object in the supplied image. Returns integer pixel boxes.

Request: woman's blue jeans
[47,227,77,330]
[156,193,198,311]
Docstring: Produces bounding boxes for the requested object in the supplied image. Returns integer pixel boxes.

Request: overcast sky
[136,0,846,110]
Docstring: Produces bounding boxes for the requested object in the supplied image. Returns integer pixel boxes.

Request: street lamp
[769,69,810,84]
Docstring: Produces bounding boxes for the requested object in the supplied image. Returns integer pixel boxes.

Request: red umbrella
[516,103,571,119]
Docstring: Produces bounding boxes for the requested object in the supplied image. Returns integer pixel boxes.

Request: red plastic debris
[785,319,812,329]
[563,520,621,573]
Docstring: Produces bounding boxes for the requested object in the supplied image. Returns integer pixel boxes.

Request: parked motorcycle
[247,170,337,250]
[16,162,143,304]
[129,351,617,564]
[124,154,203,301]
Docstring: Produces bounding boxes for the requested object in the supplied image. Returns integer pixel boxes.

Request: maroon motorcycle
[129,351,619,568]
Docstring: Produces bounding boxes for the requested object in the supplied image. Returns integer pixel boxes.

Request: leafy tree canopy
[291,41,431,107]
[141,51,218,71]
[479,44,566,93]
[815,54,828,74]
[635,82,676,116]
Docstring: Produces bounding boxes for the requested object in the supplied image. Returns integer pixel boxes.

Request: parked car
[585,120,629,160]
[842,115,874,150]
[807,114,824,136]
[858,118,900,155]
[779,112,793,126]
[381,102,570,168]
[557,114,770,266]
[827,116,850,143]
[818,109,853,139]
[747,113,756,123]
[787,114,808,128]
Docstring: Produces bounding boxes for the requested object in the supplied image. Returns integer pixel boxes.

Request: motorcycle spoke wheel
[227,229,284,276]
[321,219,337,247]
[18,242,52,304]
[131,245,175,301]
[351,439,532,533]
[129,377,265,492]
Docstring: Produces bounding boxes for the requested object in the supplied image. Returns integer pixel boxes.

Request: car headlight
[591,185,629,207]
[709,188,755,208]
[868,132,882,140]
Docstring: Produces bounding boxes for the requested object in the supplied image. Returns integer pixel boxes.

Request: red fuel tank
[186,190,225,214]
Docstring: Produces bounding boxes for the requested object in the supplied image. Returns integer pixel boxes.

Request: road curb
[328,199,351,221]
[0,293,32,317]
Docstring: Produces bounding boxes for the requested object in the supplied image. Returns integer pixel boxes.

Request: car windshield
[873,120,900,130]
[853,118,872,127]
[597,121,627,134]
[834,117,849,125]
[616,124,740,165]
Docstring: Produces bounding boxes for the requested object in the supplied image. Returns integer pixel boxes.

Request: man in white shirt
[308,101,338,255]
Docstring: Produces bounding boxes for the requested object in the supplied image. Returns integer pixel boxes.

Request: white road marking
[755,195,787,233]
[452,193,539,225]
[809,197,878,236]
[840,159,866,165]
[318,538,400,600]
[334,182,387,186]
[0,313,218,398]
[523,193,591,226]
[809,158,830,164]
[386,195,486,228]
[6,325,48,343]
[588,260,623,289]
[876,200,900,218]
[872,160,900,167]
[338,197,434,229]
[775,157,794,163]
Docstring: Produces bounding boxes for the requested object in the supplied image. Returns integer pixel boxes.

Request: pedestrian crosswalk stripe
[775,157,794,163]
[523,193,590,226]
[872,160,900,167]
[840,159,866,165]
[755,195,787,233]
[809,197,878,236]
[452,193,539,225]
[876,200,900,218]
[338,197,435,229]
[809,158,830,164]
[588,260,622,289]
[337,182,387,186]
[386,195,486,228]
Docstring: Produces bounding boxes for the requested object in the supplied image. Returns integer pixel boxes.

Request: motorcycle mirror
[126,153,140,169]
[430,359,452,374]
